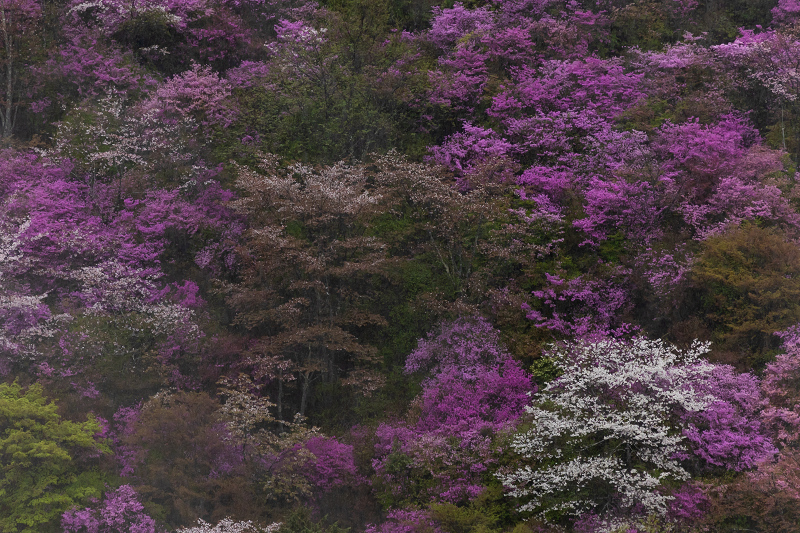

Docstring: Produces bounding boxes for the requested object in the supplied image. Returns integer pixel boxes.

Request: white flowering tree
[175,518,282,533]
[499,338,717,525]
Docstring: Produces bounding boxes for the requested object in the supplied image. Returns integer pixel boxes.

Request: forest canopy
[3,0,800,531]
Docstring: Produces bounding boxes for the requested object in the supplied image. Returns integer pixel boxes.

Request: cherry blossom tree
[175,518,281,533]
[226,154,391,416]
[500,337,773,527]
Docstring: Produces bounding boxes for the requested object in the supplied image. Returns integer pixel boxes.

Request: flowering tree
[62,485,157,533]
[226,154,390,416]
[500,337,773,527]
[175,518,281,533]
[0,149,231,400]
[373,317,533,507]
[698,326,800,531]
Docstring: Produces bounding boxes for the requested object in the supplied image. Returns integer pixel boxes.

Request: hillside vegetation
[3,0,800,531]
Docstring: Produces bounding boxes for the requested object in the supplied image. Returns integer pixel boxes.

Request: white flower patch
[175,517,281,533]
[502,338,716,523]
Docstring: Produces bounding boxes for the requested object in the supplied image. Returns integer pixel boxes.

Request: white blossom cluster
[55,260,160,317]
[137,302,198,337]
[175,518,281,533]
[0,294,47,359]
[217,375,279,439]
[750,65,800,102]
[712,38,800,102]
[291,161,382,216]
[68,0,203,35]
[500,338,716,522]
[0,215,72,358]
[51,91,199,184]
[0,217,29,277]
[235,155,382,220]
[49,258,199,342]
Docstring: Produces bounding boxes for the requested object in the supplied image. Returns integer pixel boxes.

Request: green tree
[689,223,800,369]
[0,381,108,533]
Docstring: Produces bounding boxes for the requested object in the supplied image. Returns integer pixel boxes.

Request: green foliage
[367,211,417,245]
[351,369,422,425]
[429,502,499,533]
[35,311,194,415]
[605,1,676,55]
[228,79,396,163]
[218,3,437,163]
[696,0,777,44]
[427,481,523,533]
[324,0,442,32]
[598,231,626,263]
[308,381,358,431]
[0,381,108,533]
[528,357,560,385]
[120,391,256,527]
[689,223,800,368]
[607,514,688,532]
[111,9,184,56]
[277,507,349,533]
[763,106,800,165]
[232,70,434,163]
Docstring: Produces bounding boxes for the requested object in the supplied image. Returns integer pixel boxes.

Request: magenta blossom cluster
[62,485,157,533]
[373,317,533,506]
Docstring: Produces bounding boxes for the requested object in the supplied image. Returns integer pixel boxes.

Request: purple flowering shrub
[365,509,443,533]
[523,272,635,338]
[681,365,776,472]
[62,485,158,533]
[302,436,360,492]
[372,317,533,507]
[60,0,259,74]
[0,147,242,400]
[415,0,800,345]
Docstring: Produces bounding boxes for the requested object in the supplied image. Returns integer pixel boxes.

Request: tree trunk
[0,6,14,139]
[300,371,310,417]
[277,369,283,422]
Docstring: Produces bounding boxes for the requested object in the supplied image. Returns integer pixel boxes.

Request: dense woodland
[6,0,800,531]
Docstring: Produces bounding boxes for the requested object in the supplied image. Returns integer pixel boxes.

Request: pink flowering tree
[760,325,800,446]
[693,325,800,531]
[62,485,158,533]
[373,317,533,507]
[713,28,800,158]
[61,0,257,74]
[0,148,238,401]
[139,63,238,131]
[773,0,800,24]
